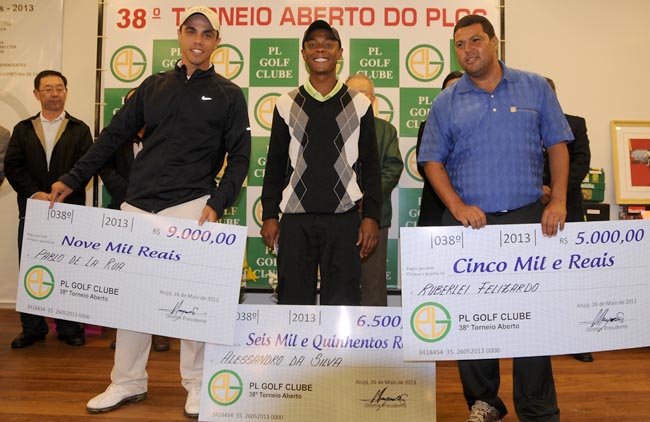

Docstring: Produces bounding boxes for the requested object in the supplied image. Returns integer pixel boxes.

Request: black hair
[454,15,496,39]
[442,71,464,89]
[34,70,67,90]
[545,77,556,93]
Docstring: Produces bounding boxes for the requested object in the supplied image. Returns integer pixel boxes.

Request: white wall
[506,0,650,217]
[1,0,648,305]
[0,0,98,306]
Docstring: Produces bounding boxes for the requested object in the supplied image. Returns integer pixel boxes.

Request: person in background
[100,87,170,353]
[49,6,251,418]
[0,125,10,185]
[419,15,572,422]
[415,70,463,227]
[346,73,403,306]
[261,20,381,306]
[5,70,91,348]
[543,77,592,363]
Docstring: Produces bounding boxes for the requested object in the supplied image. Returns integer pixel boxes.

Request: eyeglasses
[38,87,66,94]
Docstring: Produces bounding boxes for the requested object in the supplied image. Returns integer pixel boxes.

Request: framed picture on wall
[611,120,650,204]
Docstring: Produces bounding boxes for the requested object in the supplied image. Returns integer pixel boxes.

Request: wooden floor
[0,309,648,422]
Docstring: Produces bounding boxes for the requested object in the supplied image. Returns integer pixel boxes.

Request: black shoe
[152,336,170,352]
[572,352,593,362]
[57,332,86,346]
[11,332,46,348]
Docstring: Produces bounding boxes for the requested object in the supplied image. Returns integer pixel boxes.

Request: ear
[491,36,499,50]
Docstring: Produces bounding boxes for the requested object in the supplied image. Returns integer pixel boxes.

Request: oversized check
[201,305,436,422]
[401,220,650,361]
[16,200,246,345]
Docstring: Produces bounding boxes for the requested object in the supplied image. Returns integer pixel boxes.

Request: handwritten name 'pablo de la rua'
[61,235,181,261]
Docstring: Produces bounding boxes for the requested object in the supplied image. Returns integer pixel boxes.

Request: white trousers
[111,196,209,392]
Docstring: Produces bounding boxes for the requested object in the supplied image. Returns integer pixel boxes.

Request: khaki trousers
[110,196,209,392]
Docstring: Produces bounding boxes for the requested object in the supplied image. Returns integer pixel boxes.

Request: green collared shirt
[304,79,343,101]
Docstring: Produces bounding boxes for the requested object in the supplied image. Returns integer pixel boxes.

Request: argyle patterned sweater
[261,84,381,222]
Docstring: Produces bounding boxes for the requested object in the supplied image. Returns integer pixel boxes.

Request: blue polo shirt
[419,62,573,213]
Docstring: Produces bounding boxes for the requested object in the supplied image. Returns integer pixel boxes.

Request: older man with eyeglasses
[5,69,93,349]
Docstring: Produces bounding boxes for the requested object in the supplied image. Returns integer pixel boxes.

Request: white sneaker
[466,400,502,422]
[184,384,201,419]
[86,383,147,413]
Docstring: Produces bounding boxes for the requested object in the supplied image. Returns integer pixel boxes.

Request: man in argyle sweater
[261,20,381,305]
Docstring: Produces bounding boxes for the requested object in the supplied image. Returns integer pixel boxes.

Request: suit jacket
[415,120,446,226]
[544,114,591,222]
[0,125,10,185]
[99,137,140,209]
[5,112,93,217]
[374,117,403,228]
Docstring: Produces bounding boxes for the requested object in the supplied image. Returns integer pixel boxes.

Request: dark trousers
[277,211,361,305]
[360,227,388,306]
[443,201,560,422]
[17,217,83,336]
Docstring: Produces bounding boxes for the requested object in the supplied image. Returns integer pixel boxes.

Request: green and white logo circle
[24,265,55,300]
[208,369,243,406]
[406,44,444,82]
[212,44,244,80]
[410,302,452,342]
[254,93,281,131]
[110,45,147,83]
[375,93,395,124]
[404,145,423,182]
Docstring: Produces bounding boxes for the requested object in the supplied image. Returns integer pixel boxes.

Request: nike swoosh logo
[201,96,212,101]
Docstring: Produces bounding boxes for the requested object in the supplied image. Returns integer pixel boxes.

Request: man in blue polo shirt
[418,14,572,422]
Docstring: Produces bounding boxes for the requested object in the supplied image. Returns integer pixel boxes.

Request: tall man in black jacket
[543,78,592,362]
[99,87,170,353]
[542,78,591,224]
[5,69,92,348]
[50,6,251,419]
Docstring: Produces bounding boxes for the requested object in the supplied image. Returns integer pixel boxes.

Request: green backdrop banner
[101,0,501,291]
